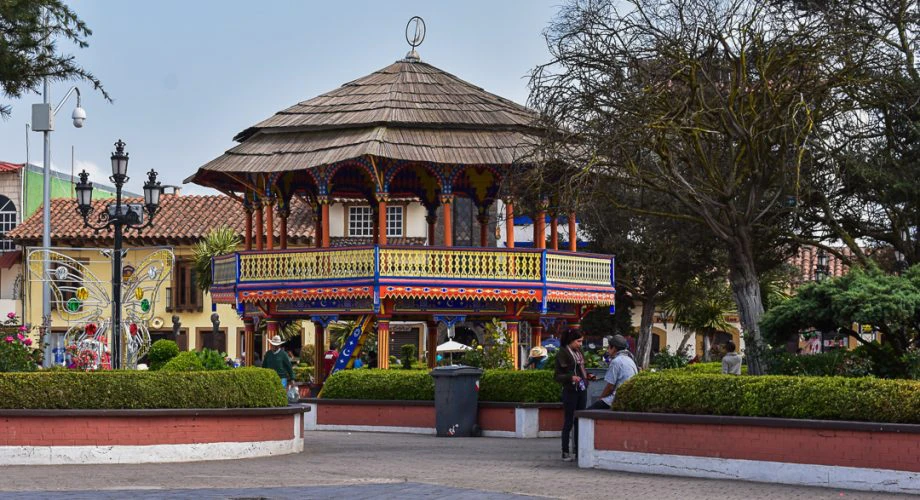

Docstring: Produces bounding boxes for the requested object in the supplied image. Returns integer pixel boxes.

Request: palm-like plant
[193,226,241,292]
[663,278,736,361]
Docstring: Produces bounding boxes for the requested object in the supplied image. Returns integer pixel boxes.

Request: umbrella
[436,340,472,364]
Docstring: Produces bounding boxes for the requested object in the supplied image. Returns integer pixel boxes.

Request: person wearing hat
[525,345,549,369]
[588,334,638,410]
[262,335,295,389]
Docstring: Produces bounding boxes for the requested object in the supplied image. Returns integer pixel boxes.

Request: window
[0,195,17,251]
[168,259,202,312]
[453,197,474,246]
[348,206,373,237]
[386,206,404,237]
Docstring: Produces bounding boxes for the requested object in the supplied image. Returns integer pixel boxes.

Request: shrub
[613,371,920,423]
[196,348,230,370]
[400,344,417,370]
[0,314,39,372]
[651,346,690,369]
[479,370,559,403]
[322,369,434,400]
[294,364,313,383]
[664,361,748,375]
[0,368,286,409]
[161,351,205,372]
[148,340,179,370]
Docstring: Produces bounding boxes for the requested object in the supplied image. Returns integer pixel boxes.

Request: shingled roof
[7,194,314,247]
[186,58,541,188]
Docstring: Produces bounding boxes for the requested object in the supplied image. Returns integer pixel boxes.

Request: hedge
[160,351,205,372]
[661,362,748,375]
[613,371,920,423]
[320,369,559,402]
[0,368,287,409]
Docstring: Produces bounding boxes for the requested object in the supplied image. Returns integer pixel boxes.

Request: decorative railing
[217,247,613,288]
[378,248,543,281]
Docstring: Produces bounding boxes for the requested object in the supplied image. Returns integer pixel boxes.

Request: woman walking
[555,329,593,461]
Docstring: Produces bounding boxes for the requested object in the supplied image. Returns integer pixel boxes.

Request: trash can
[430,365,483,437]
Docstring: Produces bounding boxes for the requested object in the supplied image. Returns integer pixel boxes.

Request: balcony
[211,246,615,310]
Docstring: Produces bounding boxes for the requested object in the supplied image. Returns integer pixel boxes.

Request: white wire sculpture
[27,247,174,369]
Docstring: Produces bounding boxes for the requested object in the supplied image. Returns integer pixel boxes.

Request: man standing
[323,342,340,380]
[262,335,294,388]
[589,334,638,410]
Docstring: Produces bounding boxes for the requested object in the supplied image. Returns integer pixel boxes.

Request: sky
[0,0,561,196]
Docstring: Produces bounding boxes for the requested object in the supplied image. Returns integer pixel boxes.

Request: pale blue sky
[0,0,560,195]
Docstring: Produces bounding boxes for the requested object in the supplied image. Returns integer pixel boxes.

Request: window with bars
[386,206,404,237]
[348,206,374,237]
[453,197,474,247]
[0,196,17,252]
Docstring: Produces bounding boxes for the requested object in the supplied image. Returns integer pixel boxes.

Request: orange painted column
[534,210,546,250]
[426,210,437,246]
[313,323,325,385]
[442,195,453,247]
[505,200,515,248]
[377,319,390,369]
[550,214,559,250]
[255,203,264,251]
[427,321,438,368]
[243,317,255,367]
[320,197,330,248]
[506,321,520,370]
[279,207,288,249]
[265,200,274,250]
[568,212,577,252]
[478,212,490,247]
[244,205,253,251]
[532,324,544,350]
[377,196,388,246]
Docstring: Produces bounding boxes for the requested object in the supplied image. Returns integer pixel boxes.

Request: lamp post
[895,229,909,276]
[815,249,829,282]
[74,140,162,369]
[31,85,86,365]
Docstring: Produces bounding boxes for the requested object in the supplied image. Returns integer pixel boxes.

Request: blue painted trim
[540,250,548,314]
[373,245,381,313]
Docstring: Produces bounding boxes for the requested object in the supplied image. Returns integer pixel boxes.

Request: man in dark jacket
[262,335,294,388]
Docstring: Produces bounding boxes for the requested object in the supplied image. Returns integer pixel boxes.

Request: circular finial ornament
[406,16,426,48]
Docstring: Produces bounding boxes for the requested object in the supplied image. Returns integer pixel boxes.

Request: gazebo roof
[186,58,541,188]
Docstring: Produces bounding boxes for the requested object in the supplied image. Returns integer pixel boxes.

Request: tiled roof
[790,246,853,283]
[7,194,314,246]
[0,162,24,173]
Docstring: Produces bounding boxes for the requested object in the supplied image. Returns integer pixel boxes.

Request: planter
[576,410,920,495]
[586,367,607,406]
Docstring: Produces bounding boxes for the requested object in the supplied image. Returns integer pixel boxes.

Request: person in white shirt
[721,340,742,375]
[589,334,638,410]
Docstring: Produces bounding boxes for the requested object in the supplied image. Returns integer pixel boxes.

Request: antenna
[404,16,426,62]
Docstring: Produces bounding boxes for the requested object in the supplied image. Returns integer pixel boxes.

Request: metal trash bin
[430,365,483,437]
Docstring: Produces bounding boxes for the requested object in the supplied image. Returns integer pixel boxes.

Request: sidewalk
[0,431,911,499]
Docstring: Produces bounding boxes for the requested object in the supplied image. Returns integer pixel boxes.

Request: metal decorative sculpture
[28,247,174,369]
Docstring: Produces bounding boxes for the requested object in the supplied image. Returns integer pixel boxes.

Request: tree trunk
[702,331,712,362]
[636,295,657,369]
[727,234,767,375]
[677,329,693,355]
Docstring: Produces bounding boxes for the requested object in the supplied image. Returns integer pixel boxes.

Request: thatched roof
[186,58,541,188]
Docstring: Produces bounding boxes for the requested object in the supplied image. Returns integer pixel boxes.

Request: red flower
[85,323,96,336]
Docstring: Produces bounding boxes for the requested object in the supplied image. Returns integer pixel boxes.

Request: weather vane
[405,16,426,61]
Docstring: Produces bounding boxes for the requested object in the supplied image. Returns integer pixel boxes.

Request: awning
[0,251,21,269]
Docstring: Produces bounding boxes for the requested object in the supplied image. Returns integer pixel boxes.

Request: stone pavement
[0,431,913,499]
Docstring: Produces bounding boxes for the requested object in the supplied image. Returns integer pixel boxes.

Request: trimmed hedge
[613,372,920,423]
[160,351,205,372]
[0,368,286,409]
[321,368,559,402]
[662,362,748,375]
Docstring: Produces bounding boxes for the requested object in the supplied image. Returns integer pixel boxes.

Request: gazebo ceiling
[186,58,542,189]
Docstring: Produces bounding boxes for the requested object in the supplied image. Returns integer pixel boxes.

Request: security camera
[72,106,86,128]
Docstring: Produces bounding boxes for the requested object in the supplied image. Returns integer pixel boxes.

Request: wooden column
[243,317,255,367]
[441,195,453,247]
[532,324,544,349]
[244,205,253,251]
[264,200,274,250]
[478,210,490,247]
[568,212,577,252]
[506,321,520,370]
[550,214,559,250]
[534,209,546,250]
[320,197,330,248]
[427,321,438,368]
[377,195,388,246]
[377,319,390,369]
[313,323,325,385]
[504,200,515,248]
[255,203,264,250]
[426,208,437,246]
[279,206,288,249]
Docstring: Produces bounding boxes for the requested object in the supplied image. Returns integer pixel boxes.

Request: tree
[661,278,735,362]
[0,0,110,118]
[193,226,241,292]
[528,0,865,373]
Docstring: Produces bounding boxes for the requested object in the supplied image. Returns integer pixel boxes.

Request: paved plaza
[0,431,913,499]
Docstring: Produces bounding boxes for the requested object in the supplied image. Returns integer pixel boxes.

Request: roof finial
[404,16,426,62]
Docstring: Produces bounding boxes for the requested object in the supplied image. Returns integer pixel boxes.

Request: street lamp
[895,229,909,275]
[31,85,86,365]
[74,140,163,369]
[815,248,829,282]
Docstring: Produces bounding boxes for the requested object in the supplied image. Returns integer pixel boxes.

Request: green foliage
[462,319,512,369]
[321,369,434,400]
[0,368,286,409]
[0,317,38,372]
[160,351,205,372]
[300,345,315,366]
[614,371,920,423]
[663,362,748,375]
[148,340,179,371]
[400,344,417,370]
[651,346,691,369]
[195,348,229,370]
[294,364,313,384]
[479,370,559,403]
[193,226,241,292]
[0,0,110,118]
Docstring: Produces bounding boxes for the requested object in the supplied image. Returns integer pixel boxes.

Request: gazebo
[187,32,615,384]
